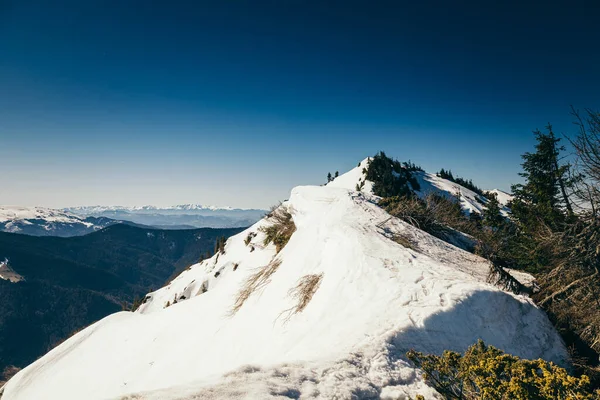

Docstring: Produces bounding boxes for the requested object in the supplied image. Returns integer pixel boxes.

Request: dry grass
[278,274,323,323]
[244,232,257,246]
[195,281,208,296]
[392,233,417,251]
[289,274,323,313]
[231,259,282,314]
[259,204,296,253]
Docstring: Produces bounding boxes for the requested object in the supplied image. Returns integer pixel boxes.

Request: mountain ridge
[1,158,566,400]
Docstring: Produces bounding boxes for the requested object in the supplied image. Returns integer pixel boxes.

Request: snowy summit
[1,159,567,399]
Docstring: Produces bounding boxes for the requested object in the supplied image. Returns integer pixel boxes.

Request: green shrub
[366,151,421,197]
[407,340,599,399]
[260,205,296,253]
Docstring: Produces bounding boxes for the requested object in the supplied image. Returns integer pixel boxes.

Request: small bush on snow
[259,204,296,253]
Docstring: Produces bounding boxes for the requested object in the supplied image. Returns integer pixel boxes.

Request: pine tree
[511,127,574,228]
[482,194,503,228]
[334,171,339,178]
[327,172,332,183]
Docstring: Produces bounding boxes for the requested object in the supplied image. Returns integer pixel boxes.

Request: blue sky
[1,1,599,208]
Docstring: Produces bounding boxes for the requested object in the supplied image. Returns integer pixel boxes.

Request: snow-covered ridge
[1,160,566,400]
[328,158,511,216]
[0,206,115,237]
[0,206,85,224]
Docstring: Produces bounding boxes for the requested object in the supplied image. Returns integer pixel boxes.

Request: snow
[1,164,567,400]
[65,204,261,214]
[0,206,88,225]
[414,172,512,217]
[326,157,374,194]
[487,189,514,206]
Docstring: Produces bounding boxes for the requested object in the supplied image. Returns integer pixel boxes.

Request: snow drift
[1,159,568,400]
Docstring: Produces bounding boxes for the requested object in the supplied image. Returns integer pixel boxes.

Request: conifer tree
[482,194,503,228]
[327,172,332,183]
[511,126,574,228]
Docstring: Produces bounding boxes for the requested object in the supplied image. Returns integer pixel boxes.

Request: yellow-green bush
[407,340,600,399]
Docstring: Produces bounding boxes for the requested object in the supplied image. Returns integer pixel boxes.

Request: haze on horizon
[1,1,599,209]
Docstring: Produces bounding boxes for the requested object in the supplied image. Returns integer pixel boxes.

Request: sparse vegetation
[437,168,485,196]
[259,205,296,253]
[366,151,421,197]
[121,295,143,312]
[196,281,208,296]
[244,232,257,246]
[381,193,472,241]
[289,274,322,313]
[0,365,21,386]
[408,340,599,399]
[392,233,417,251]
[214,236,226,255]
[231,259,282,314]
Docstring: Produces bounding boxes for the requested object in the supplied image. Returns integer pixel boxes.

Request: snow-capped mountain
[1,159,565,400]
[66,204,243,213]
[0,206,117,237]
[65,204,266,229]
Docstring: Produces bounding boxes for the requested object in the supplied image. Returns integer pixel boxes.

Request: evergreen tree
[469,211,483,229]
[511,126,574,229]
[334,171,339,178]
[327,172,332,183]
[482,194,503,228]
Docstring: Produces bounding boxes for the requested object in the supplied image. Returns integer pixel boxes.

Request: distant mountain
[0,223,244,377]
[0,206,118,237]
[65,204,267,229]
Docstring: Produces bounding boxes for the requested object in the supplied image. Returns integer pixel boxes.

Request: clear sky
[1,0,599,209]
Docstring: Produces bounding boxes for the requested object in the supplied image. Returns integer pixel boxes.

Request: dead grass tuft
[392,234,417,250]
[278,273,323,323]
[231,259,282,314]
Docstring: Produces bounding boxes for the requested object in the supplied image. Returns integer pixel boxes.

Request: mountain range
[65,204,266,230]
[1,158,562,400]
[0,205,266,238]
[0,206,118,237]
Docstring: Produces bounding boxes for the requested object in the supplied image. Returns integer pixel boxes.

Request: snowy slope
[414,172,513,217]
[487,189,514,206]
[1,163,567,400]
[0,206,115,237]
